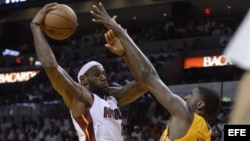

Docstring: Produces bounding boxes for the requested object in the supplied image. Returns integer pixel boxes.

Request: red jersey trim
[74,111,96,141]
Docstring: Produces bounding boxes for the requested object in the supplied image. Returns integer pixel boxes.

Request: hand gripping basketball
[43,4,78,40]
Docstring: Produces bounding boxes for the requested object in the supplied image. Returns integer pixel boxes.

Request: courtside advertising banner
[0,70,40,83]
[183,55,233,69]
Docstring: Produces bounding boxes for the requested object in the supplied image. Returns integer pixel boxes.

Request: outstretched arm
[103,28,148,106]
[90,3,189,117]
[30,3,92,110]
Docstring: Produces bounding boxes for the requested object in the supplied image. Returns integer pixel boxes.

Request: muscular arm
[90,3,189,118]
[109,80,148,107]
[103,30,148,105]
[30,3,92,111]
[104,35,148,105]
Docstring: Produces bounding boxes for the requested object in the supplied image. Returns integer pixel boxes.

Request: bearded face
[88,80,109,98]
[83,65,109,98]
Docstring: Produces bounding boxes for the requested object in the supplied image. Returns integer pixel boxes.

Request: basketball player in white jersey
[30,3,148,141]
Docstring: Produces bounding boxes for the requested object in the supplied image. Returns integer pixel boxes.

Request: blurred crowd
[0,15,244,141]
[0,14,242,68]
[0,98,231,141]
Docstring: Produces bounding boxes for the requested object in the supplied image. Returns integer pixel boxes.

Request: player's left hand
[90,2,125,35]
[104,30,125,57]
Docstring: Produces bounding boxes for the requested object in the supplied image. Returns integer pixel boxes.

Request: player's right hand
[31,3,57,26]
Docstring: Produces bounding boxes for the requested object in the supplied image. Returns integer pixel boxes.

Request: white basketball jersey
[71,94,123,141]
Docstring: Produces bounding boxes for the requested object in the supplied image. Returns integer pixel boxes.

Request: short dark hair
[198,87,221,119]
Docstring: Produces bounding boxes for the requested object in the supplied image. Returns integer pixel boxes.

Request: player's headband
[77,61,103,82]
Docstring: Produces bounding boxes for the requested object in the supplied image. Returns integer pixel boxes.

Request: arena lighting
[0,70,40,83]
[0,0,84,10]
[183,55,233,69]
[4,0,26,4]
[0,0,26,5]
[2,48,20,56]
[0,0,84,6]
[204,8,211,15]
[34,60,41,66]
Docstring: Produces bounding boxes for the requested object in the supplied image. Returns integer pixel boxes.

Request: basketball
[43,4,78,40]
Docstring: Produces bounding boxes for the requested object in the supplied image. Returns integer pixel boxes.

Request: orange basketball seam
[44,25,75,30]
[46,12,77,26]
[43,4,78,40]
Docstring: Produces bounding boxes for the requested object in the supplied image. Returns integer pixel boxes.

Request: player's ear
[197,100,205,110]
[80,76,88,85]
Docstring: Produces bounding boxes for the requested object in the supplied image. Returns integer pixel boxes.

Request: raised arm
[30,3,92,110]
[90,3,189,117]
[102,27,148,106]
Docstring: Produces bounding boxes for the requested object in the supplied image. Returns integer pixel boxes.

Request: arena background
[0,0,250,140]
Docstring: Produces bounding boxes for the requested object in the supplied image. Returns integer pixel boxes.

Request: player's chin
[102,82,109,88]
[103,85,109,90]
[99,84,108,92]
[101,87,109,96]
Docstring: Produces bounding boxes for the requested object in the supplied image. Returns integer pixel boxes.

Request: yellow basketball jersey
[160,114,211,141]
